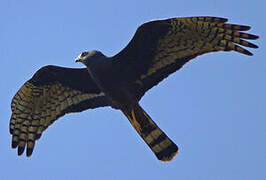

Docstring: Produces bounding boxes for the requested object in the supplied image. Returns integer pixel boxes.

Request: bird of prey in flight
[10,16,259,161]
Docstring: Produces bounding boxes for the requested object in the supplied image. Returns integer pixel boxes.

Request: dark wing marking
[10,65,111,157]
[112,16,259,100]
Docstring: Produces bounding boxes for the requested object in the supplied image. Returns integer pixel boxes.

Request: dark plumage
[10,16,259,161]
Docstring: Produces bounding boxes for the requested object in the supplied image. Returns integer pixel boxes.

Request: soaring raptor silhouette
[10,16,259,161]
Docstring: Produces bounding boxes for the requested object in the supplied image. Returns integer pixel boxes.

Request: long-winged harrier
[10,16,259,161]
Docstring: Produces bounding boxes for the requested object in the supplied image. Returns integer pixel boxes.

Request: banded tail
[122,103,178,161]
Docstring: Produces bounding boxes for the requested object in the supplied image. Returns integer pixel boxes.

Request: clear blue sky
[1,0,265,179]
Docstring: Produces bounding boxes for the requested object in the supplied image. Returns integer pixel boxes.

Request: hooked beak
[75,56,82,63]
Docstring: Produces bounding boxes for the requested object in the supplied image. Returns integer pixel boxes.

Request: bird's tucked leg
[122,103,178,161]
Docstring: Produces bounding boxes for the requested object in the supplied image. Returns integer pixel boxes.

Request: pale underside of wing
[142,17,258,79]
[10,66,110,157]
[113,16,259,100]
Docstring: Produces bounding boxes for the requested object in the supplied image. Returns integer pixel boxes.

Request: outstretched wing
[10,65,111,157]
[112,16,259,100]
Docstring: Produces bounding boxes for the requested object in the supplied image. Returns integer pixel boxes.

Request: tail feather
[122,103,178,161]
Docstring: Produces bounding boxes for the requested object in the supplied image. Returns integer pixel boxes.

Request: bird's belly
[102,84,136,110]
[90,63,137,110]
[96,79,136,109]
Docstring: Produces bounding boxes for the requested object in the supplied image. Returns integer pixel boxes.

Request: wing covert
[10,65,111,157]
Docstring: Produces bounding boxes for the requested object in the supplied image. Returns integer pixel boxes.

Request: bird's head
[75,50,105,66]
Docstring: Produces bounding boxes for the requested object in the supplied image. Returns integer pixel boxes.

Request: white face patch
[75,51,90,63]
[75,50,104,66]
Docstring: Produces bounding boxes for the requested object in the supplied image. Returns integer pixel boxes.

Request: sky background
[1,0,265,179]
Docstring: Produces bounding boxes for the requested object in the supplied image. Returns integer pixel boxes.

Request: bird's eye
[81,52,88,57]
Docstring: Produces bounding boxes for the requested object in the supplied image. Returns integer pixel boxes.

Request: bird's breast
[90,65,137,109]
